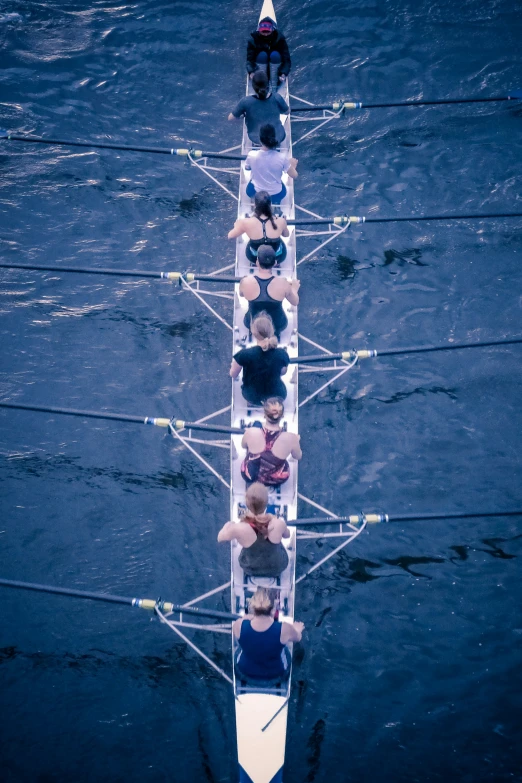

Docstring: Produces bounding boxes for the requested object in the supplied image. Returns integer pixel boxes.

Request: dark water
[1,0,521,781]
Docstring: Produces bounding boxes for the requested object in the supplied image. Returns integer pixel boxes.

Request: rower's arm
[281,621,304,643]
[217,522,238,542]
[230,359,242,378]
[290,435,302,460]
[285,279,300,306]
[287,157,298,179]
[280,218,290,237]
[228,219,245,239]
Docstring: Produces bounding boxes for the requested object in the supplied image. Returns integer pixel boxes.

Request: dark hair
[257,245,276,269]
[254,190,277,230]
[252,70,269,100]
[259,123,278,149]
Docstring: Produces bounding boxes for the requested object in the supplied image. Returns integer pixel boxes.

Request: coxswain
[244,123,298,205]
[228,71,289,146]
[234,587,304,682]
[228,190,289,264]
[230,312,289,406]
[246,16,291,91]
[240,244,299,340]
[241,397,301,487]
[217,482,290,578]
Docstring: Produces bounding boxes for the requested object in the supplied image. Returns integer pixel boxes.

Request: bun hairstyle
[252,70,270,100]
[248,587,275,616]
[259,123,278,149]
[254,190,277,230]
[251,312,278,351]
[263,396,284,424]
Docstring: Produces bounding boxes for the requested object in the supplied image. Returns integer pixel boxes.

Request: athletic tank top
[241,428,290,487]
[237,619,286,679]
[246,275,287,335]
[239,524,289,577]
[248,217,284,256]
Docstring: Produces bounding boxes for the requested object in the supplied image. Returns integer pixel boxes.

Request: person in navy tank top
[239,245,300,340]
[233,588,304,681]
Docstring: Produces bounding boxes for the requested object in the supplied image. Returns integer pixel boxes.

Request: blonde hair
[243,482,272,537]
[251,312,278,352]
[263,396,284,424]
[248,587,275,616]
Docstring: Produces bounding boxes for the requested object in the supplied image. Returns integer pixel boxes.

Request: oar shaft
[361,96,510,109]
[5,133,179,156]
[0,402,243,435]
[291,336,522,364]
[2,133,246,161]
[290,95,513,112]
[288,212,522,226]
[0,261,165,279]
[0,262,240,284]
[376,336,522,358]
[0,401,146,424]
[0,578,238,620]
[294,510,522,527]
[364,211,522,224]
[198,151,246,161]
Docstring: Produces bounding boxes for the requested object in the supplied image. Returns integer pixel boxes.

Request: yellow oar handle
[174,149,203,158]
[332,101,362,111]
[339,349,377,361]
[333,215,366,226]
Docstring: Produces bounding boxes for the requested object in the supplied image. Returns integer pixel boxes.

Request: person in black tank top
[245,192,288,264]
[243,245,288,339]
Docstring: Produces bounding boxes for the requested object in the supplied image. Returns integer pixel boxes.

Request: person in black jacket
[246,16,291,89]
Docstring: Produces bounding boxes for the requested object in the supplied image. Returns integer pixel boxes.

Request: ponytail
[254,190,277,231]
[252,70,269,100]
[251,312,278,351]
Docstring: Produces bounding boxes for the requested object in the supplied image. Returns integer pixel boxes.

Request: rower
[217,482,290,578]
[228,71,289,146]
[228,190,289,264]
[246,15,291,92]
[244,123,298,205]
[230,312,289,406]
[241,397,301,488]
[240,244,299,340]
[233,587,304,683]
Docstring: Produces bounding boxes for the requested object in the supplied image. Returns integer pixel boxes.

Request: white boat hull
[230,1,297,781]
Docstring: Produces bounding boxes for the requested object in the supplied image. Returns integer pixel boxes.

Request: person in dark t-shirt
[228,70,289,145]
[230,312,289,406]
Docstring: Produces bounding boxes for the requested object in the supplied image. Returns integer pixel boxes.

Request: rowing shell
[230,0,298,781]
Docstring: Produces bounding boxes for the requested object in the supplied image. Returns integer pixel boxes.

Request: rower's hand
[294,621,305,634]
[290,278,300,292]
[249,73,254,80]
[279,74,287,82]
[290,157,298,167]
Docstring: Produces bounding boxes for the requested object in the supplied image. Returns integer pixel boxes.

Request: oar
[0,401,243,435]
[0,131,246,161]
[0,577,238,621]
[290,89,522,113]
[0,262,239,284]
[288,211,522,226]
[293,509,522,528]
[291,336,522,365]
